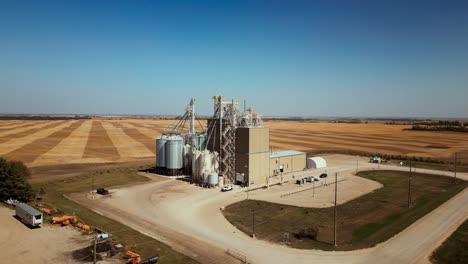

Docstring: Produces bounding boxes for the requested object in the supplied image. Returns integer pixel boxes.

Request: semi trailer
[16,203,43,227]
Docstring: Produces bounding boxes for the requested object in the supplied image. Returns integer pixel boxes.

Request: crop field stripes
[0,121,67,144]
[0,121,79,157]
[270,129,460,149]
[101,122,153,158]
[83,121,120,161]
[111,122,156,153]
[124,122,165,137]
[270,135,422,154]
[0,121,46,131]
[271,128,463,145]
[270,131,434,149]
[3,120,84,164]
[32,120,93,166]
[270,137,418,155]
[0,121,55,138]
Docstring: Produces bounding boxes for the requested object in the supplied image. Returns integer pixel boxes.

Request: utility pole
[313,180,315,198]
[408,161,413,209]
[252,210,256,238]
[93,237,97,264]
[333,172,338,247]
[454,152,458,184]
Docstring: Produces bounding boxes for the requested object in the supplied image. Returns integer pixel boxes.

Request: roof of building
[270,150,305,159]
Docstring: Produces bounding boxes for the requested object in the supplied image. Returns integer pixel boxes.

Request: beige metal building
[270,150,306,176]
[235,127,306,187]
[235,127,270,186]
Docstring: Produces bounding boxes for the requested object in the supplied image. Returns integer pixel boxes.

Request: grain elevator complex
[155,96,307,188]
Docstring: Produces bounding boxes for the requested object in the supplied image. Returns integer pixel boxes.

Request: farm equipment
[51,215,78,225]
[76,222,91,231]
[37,204,58,214]
[97,188,109,195]
[125,250,141,264]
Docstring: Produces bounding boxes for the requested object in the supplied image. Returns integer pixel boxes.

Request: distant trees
[0,158,35,202]
[0,115,91,120]
[402,120,468,133]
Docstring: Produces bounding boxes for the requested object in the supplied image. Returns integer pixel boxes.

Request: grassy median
[223,170,467,250]
[33,167,198,263]
[431,219,468,263]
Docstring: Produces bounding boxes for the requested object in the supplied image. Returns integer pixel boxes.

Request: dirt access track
[70,155,468,264]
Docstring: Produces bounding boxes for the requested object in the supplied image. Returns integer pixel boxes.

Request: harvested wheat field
[0,119,467,178]
[266,121,468,161]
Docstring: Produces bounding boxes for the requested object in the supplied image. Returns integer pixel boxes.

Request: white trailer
[16,203,43,227]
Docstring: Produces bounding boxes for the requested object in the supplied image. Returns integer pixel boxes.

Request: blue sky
[1,1,467,117]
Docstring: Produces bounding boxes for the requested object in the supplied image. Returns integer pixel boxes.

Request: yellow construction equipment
[40,207,57,214]
[76,222,91,231]
[125,250,142,264]
[51,215,78,225]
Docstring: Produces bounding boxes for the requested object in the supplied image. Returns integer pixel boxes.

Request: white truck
[16,203,43,227]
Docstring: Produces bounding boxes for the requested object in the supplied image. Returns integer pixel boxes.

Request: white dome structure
[307,157,327,169]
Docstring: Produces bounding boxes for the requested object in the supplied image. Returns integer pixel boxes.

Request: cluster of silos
[156,134,184,175]
[192,149,220,187]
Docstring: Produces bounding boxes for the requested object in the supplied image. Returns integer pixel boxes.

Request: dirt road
[70,155,468,264]
[0,206,91,264]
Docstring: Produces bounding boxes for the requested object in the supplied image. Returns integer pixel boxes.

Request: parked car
[305,176,319,182]
[319,173,328,178]
[222,184,233,192]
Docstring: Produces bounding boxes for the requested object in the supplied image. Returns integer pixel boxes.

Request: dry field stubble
[266,121,468,162]
[0,119,466,179]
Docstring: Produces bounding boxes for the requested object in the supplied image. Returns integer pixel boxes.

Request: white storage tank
[192,150,202,181]
[307,157,327,169]
[202,172,210,184]
[207,172,219,187]
[183,144,192,174]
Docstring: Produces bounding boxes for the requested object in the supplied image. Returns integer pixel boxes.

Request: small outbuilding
[306,157,327,169]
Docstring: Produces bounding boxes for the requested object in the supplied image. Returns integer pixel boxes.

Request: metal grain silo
[165,135,184,175]
[197,134,207,150]
[156,135,168,174]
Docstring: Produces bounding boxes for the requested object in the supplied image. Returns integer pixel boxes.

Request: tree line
[0,158,35,202]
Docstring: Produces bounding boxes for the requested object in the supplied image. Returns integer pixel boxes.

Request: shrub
[295,226,319,240]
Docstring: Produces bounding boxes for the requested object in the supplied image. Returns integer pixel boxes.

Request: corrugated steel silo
[165,135,184,175]
[156,135,168,174]
[198,134,207,150]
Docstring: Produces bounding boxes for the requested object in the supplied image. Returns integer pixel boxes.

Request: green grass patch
[223,170,467,250]
[431,219,468,263]
[33,167,198,263]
